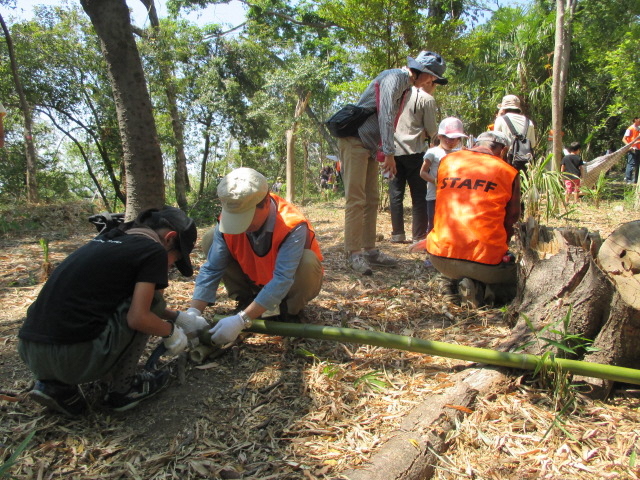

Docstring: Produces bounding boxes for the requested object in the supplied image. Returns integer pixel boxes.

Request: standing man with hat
[339,51,449,275]
[622,117,640,184]
[389,54,446,245]
[190,167,323,345]
[493,94,537,161]
[425,131,521,308]
[19,206,199,415]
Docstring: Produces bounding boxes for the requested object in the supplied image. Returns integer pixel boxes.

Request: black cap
[153,206,197,277]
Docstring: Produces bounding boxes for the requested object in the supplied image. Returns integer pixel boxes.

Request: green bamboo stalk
[205,317,640,386]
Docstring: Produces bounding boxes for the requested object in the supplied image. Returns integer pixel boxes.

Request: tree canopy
[0,0,638,219]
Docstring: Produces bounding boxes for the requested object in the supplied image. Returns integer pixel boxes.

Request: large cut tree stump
[504,219,640,398]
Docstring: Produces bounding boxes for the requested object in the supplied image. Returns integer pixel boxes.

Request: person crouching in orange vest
[425,131,521,308]
[190,168,324,345]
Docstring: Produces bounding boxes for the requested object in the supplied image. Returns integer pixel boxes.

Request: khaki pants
[428,255,517,285]
[429,255,518,304]
[201,228,323,314]
[339,136,380,253]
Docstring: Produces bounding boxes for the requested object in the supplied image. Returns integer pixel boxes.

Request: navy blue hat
[407,51,448,85]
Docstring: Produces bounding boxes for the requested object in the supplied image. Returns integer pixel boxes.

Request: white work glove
[163,325,188,356]
[209,314,245,345]
[175,310,209,337]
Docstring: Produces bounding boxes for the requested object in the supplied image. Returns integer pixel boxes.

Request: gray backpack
[503,115,533,170]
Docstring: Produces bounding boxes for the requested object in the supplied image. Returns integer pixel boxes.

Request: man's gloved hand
[175,310,209,336]
[209,314,245,345]
[163,325,188,355]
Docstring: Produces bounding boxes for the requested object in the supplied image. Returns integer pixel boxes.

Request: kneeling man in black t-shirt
[18,206,206,415]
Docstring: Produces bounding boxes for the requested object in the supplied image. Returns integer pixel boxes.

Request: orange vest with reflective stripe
[223,194,323,286]
[426,149,518,265]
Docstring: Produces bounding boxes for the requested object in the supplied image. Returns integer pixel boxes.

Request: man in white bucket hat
[190,168,324,345]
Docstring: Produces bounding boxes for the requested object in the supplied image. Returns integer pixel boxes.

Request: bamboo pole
[207,318,640,386]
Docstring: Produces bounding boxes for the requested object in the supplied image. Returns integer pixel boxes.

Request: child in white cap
[419,117,467,261]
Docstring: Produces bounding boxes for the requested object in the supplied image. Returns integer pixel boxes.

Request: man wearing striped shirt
[338,51,448,275]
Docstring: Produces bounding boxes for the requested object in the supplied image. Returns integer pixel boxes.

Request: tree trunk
[583,220,640,393]
[285,91,310,203]
[505,219,640,398]
[80,0,165,219]
[551,0,577,171]
[0,14,38,203]
[285,129,295,202]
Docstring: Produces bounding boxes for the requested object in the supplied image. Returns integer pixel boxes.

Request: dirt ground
[1,194,639,479]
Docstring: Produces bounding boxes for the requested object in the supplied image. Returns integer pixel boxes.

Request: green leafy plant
[39,238,50,263]
[354,370,389,392]
[622,184,638,209]
[295,348,342,378]
[515,307,600,434]
[0,431,35,479]
[516,307,600,360]
[520,154,566,222]
[580,171,609,208]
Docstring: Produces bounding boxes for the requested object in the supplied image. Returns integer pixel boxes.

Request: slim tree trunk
[81,0,165,219]
[0,14,38,203]
[551,0,577,171]
[285,92,310,203]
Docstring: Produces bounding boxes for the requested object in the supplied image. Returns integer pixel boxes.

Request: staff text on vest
[440,177,498,192]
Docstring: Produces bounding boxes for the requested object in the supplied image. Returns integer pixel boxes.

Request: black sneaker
[30,380,87,416]
[105,370,170,412]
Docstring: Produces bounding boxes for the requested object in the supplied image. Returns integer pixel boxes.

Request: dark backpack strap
[521,117,529,138]
[502,115,518,136]
[503,115,528,140]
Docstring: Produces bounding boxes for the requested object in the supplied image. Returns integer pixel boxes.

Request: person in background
[420,117,467,233]
[425,131,520,308]
[561,141,584,203]
[190,167,323,346]
[18,207,200,415]
[418,117,467,266]
[622,117,640,184]
[493,94,537,158]
[338,51,448,275]
[389,77,442,244]
[0,102,6,148]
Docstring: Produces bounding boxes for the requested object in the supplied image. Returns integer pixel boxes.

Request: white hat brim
[218,207,256,234]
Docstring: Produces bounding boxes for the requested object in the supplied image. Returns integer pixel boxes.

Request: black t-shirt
[19,230,169,345]
[561,154,583,179]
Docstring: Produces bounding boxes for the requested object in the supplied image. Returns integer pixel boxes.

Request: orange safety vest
[623,124,640,145]
[426,149,518,265]
[223,194,323,286]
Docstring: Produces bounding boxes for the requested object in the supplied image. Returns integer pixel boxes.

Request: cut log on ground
[341,367,509,480]
[505,219,640,398]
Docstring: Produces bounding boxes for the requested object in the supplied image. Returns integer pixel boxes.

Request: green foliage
[39,237,49,263]
[520,154,566,222]
[353,370,389,392]
[580,171,609,207]
[187,175,221,227]
[1,0,638,210]
[0,431,35,479]
[515,307,598,426]
[516,307,599,360]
